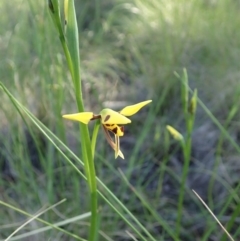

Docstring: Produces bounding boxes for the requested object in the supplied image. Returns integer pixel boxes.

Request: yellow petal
[166,125,183,141]
[62,112,93,124]
[100,108,131,124]
[104,124,124,137]
[119,100,152,116]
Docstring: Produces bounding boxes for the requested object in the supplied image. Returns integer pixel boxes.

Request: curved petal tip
[63,112,93,124]
[119,100,152,116]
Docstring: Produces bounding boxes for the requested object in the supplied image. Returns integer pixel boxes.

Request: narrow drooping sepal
[100,108,131,124]
[63,112,93,124]
[102,126,124,159]
[119,100,152,116]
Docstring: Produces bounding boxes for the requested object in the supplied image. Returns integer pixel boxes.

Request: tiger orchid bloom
[63,100,152,159]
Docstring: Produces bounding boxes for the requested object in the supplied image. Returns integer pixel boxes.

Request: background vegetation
[1,0,240,240]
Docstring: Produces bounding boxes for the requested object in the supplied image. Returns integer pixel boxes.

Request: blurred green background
[1,0,240,240]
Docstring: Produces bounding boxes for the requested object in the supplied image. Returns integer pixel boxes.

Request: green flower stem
[176,133,192,235]
[176,70,195,238]
[80,132,98,241]
[64,2,98,239]
[175,139,187,237]
[91,120,101,159]
[49,1,99,240]
[87,121,101,241]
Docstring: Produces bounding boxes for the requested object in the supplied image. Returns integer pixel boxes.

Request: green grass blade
[0,213,91,241]
[4,199,67,241]
[0,200,86,241]
[119,169,178,241]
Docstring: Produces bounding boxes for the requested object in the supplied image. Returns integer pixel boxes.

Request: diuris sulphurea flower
[63,100,152,159]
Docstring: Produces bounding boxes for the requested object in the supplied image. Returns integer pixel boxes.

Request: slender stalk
[175,138,190,237]
[64,2,98,239]
[176,71,196,237]
[91,120,101,158]
[49,1,99,240]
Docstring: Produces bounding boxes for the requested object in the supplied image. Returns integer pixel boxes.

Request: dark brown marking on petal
[120,126,124,133]
[112,127,118,134]
[91,114,101,121]
[105,124,111,126]
[110,124,114,126]
[104,115,111,122]
[102,125,116,150]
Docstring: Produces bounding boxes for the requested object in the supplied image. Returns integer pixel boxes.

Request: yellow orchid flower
[63,100,152,159]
